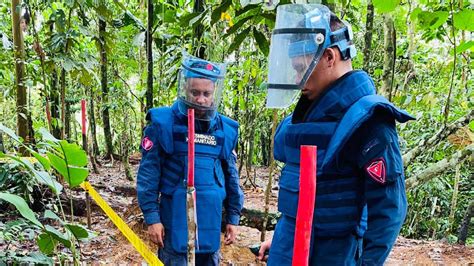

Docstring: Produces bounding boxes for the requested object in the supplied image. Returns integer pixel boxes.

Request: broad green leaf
[67,166,89,187]
[224,16,253,38]
[211,0,233,25]
[18,252,54,265]
[132,31,146,47]
[1,153,62,194]
[65,223,96,240]
[409,7,423,22]
[453,9,474,31]
[31,150,51,171]
[234,5,261,23]
[228,27,252,53]
[39,128,59,143]
[0,193,42,227]
[47,140,89,187]
[37,233,57,255]
[253,28,269,56]
[44,225,72,248]
[47,152,68,180]
[188,11,205,26]
[0,123,22,143]
[372,0,400,13]
[44,210,61,221]
[451,41,474,55]
[417,11,449,29]
[179,12,201,27]
[59,141,88,167]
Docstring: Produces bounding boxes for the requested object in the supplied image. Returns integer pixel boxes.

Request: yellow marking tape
[80,181,163,266]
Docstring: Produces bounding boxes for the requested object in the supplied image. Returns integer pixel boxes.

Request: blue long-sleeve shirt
[344,113,407,265]
[136,119,244,226]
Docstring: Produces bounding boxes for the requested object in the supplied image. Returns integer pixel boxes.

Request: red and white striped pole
[187,109,197,265]
[81,99,92,229]
[292,145,317,266]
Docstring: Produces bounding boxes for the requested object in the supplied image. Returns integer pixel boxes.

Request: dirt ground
[2,161,473,265]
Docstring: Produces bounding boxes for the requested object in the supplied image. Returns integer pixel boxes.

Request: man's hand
[148,223,165,248]
[224,224,238,245]
[258,239,272,261]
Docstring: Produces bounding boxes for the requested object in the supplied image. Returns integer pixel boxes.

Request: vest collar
[171,102,219,133]
[293,70,376,123]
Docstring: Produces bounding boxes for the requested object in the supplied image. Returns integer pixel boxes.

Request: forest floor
[2,158,473,265]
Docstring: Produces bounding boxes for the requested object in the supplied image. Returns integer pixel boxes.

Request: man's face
[185,78,215,108]
[291,51,330,101]
[291,55,312,85]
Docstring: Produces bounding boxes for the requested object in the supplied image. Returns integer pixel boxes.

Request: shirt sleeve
[355,117,407,265]
[222,150,244,225]
[137,123,163,225]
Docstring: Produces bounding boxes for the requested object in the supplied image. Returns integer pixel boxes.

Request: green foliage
[0,193,42,227]
[372,0,400,13]
[0,124,94,263]
[0,0,471,248]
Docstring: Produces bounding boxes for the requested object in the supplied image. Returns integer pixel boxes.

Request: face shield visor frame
[265,4,332,109]
[266,28,327,109]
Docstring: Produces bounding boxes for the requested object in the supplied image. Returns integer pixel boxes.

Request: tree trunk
[261,110,278,241]
[122,108,133,181]
[402,0,416,90]
[65,99,71,140]
[99,18,113,159]
[402,110,474,167]
[193,0,206,58]
[146,0,154,112]
[405,144,473,189]
[50,70,61,139]
[11,0,28,154]
[60,68,66,139]
[0,133,4,153]
[88,87,100,157]
[448,164,461,232]
[363,0,374,73]
[457,200,474,245]
[381,14,395,99]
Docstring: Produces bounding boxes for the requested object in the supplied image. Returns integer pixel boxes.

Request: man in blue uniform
[257,4,414,265]
[137,54,244,265]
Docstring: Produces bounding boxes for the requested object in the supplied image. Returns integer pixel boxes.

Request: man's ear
[325,48,337,67]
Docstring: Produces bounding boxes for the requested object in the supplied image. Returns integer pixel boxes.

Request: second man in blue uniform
[137,54,244,265]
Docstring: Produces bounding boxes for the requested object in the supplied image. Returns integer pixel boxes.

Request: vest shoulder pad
[146,107,174,154]
[322,95,414,169]
[219,115,239,158]
[274,115,292,162]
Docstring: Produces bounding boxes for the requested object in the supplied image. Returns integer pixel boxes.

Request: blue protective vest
[147,102,238,254]
[274,71,413,237]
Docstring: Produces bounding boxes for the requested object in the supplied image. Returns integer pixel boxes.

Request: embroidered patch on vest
[365,157,386,184]
[141,137,154,151]
[187,133,217,146]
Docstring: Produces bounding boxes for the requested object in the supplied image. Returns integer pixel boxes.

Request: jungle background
[0,0,473,264]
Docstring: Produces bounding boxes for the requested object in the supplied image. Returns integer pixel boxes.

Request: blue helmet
[266,4,356,109]
[177,54,227,121]
[287,10,356,60]
[181,58,224,82]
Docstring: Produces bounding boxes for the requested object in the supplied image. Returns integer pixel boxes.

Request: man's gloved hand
[148,223,165,248]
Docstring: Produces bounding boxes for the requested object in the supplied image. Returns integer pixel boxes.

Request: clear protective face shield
[266,4,335,108]
[177,54,227,121]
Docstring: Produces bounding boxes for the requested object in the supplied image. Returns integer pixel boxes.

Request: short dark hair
[330,13,345,32]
